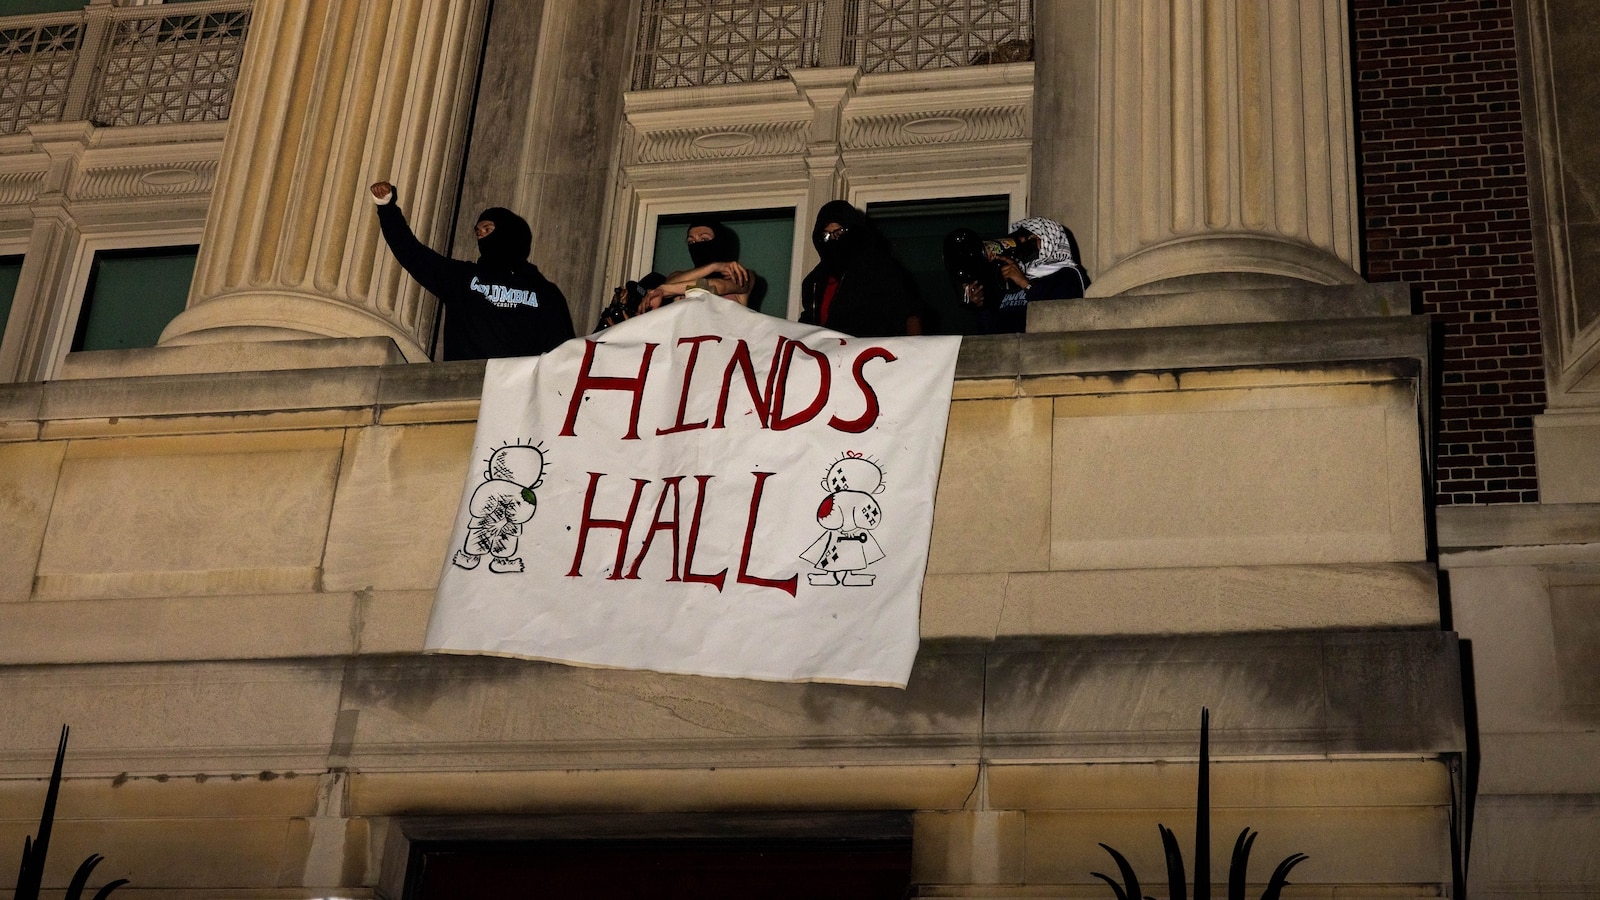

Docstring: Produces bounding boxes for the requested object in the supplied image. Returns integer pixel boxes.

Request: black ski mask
[476,207,533,269]
[685,220,739,268]
[812,200,869,271]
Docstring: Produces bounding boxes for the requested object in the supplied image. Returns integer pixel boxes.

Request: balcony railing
[631,0,1032,91]
[0,0,252,135]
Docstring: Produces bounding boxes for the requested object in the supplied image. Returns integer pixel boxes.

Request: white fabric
[426,295,961,687]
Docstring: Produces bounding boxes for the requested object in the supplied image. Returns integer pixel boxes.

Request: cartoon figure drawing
[454,443,547,573]
[800,453,887,586]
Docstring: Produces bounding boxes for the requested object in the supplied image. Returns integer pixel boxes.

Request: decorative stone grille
[850,0,1032,73]
[0,1,251,135]
[90,6,251,127]
[631,0,1031,90]
[0,20,83,135]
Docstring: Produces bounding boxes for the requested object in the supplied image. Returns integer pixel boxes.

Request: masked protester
[370,181,575,361]
[966,216,1092,334]
[638,220,755,313]
[799,200,922,337]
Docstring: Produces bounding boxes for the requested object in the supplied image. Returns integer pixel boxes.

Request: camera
[595,273,666,331]
[943,227,1039,306]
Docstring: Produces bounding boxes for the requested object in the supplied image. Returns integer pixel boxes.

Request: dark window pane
[0,255,21,349]
[73,246,197,352]
[868,194,1010,335]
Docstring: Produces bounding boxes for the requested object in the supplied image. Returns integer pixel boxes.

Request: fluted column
[160,0,488,360]
[1087,0,1361,296]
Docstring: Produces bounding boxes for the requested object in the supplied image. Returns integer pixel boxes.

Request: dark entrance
[400,812,914,900]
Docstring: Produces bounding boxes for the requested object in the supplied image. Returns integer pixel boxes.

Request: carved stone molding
[0,170,45,208]
[626,118,812,166]
[622,64,1035,168]
[842,102,1030,150]
[68,159,218,202]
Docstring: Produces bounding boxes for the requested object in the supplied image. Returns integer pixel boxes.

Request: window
[867,195,1009,335]
[71,246,197,352]
[652,209,796,318]
[0,255,21,350]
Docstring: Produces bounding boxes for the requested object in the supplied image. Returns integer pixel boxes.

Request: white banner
[425,294,960,686]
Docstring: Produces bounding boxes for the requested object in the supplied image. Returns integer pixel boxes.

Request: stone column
[504,0,637,325]
[159,0,488,360]
[1084,0,1362,296]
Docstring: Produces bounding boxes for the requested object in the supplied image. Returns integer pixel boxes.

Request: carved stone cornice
[0,122,225,213]
[625,117,813,166]
[67,158,218,202]
[622,63,1034,169]
[841,102,1030,150]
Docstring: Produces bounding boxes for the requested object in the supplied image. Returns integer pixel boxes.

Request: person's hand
[962,282,986,307]
[996,256,1029,290]
[370,181,395,201]
[639,287,668,312]
[713,261,751,289]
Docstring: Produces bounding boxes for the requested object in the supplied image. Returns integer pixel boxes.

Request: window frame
[843,172,1030,229]
[41,224,203,379]
[623,185,812,321]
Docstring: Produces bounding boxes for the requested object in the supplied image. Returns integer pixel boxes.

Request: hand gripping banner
[426,295,960,686]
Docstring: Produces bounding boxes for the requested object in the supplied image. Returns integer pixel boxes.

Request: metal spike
[65,853,104,900]
[1196,708,1210,900]
[1228,827,1256,900]
[1260,852,1309,900]
[14,726,69,900]
[14,835,36,900]
[1090,871,1130,900]
[1092,842,1143,900]
[1159,824,1188,900]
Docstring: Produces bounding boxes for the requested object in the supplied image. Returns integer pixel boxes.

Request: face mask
[476,207,532,266]
[686,225,736,268]
[818,226,853,265]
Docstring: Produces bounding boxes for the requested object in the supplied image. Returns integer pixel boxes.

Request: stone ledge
[0,632,1462,777]
[921,563,1441,639]
[0,317,1432,438]
[54,336,406,380]
[1436,503,1600,552]
[1028,281,1412,333]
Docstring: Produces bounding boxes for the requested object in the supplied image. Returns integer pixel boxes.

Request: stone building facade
[0,0,1593,895]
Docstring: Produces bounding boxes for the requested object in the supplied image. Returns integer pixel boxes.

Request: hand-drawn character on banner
[800,453,887,586]
[454,443,547,574]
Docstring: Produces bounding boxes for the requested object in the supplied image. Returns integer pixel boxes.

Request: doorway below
[397,811,913,900]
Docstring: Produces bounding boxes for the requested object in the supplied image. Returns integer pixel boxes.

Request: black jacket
[375,200,575,361]
[798,200,920,338]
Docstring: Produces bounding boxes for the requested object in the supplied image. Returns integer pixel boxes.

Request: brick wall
[1353,0,1545,504]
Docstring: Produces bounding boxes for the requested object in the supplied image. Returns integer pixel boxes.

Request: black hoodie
[375,193,575,361]
[799,200,919,338]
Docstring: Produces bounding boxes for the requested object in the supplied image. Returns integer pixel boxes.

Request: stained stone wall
[0,294,1461,895]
